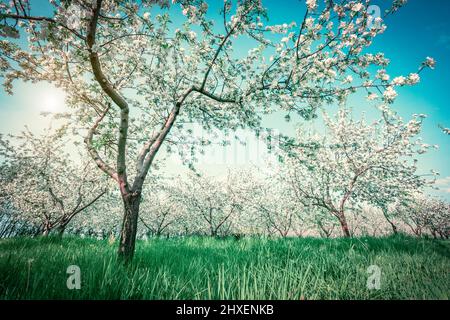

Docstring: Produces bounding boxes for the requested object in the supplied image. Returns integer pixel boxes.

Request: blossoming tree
[232,168,305,237]
[396,193,449,238]
[138,188,184,237]
[0,127,107,236]
[68,189,123,238]
[173,172,241,237]
[284,106,436,237]
[0,0,432,260]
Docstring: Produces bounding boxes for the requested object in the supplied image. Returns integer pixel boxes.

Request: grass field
[0,235,448,300]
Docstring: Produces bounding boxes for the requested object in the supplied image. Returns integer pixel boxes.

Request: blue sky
[374,0,450,198]
[0,0,449,197]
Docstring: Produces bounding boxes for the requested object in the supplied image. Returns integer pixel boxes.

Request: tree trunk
[42,222,51,237]
[337,212,351,237]
[56,224,67,238]
[389,222,398,235]
[318,221,332,238]
[382,208,398,235]
[118,193,141,263]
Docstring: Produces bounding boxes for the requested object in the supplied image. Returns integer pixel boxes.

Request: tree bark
[388,220,398,235]
[42,221,51,236]
[337,212,351,237]
[318,222,332,238]
[117,193,141,263]
[382,207,398,235]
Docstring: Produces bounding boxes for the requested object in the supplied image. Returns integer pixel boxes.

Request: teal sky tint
[0,0,449,197]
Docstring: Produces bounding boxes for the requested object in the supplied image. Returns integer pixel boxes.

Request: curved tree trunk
[389,222,398,235]
[337,191,352,238]
[382,208,398,235]
[42,222,51,237]
[118,193,141,263]
[337,212,351,237]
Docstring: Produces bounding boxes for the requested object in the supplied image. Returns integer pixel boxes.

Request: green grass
[0,235,448,299]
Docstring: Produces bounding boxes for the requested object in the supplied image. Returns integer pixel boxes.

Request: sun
[39,88,66,113]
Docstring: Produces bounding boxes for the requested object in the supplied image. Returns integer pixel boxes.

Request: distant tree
[0,127,106,236]
[309,207,337,238]
[174,172,241,237]
[234,169,304,237]
[0,193,25,238]
[68,190,123,239]
[397,194,450,239]
[426,199,450,239]
[139,189,183,237]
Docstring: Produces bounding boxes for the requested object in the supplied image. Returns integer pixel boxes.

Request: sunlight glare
[39,88,66,113]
